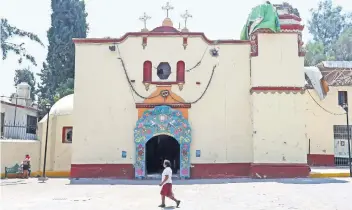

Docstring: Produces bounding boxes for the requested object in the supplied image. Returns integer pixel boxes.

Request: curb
[1,171,70,179]
[2,172,350,179]
[309,173,351,178]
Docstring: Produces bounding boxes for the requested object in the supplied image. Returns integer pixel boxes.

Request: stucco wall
[30,33,350,170]
[38,115,72,171]
[0,140,40,174]
[72,35,253,165]
[186,44,253,163]
[252,93,307,163]
[250,33,307,164]
[251,33,305,87]
[305,87,351,156]
[37,87,350,171]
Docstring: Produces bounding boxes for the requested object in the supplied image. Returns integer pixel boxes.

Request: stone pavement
[1,178,352,210]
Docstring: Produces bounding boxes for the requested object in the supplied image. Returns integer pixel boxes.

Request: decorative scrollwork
[134,106,192,179]
[160,90,170,98]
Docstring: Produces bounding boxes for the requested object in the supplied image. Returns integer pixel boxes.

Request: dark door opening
[146,135,180,174]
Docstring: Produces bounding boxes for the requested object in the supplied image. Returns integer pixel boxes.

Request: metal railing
[0,123,38,140]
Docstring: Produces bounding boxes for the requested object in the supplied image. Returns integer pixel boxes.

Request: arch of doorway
[134,105,192,179]
[146,134,180,175]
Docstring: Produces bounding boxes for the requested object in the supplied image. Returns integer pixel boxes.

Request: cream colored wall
[73,35,253,165]
[305,87,351,155]
[36,33,347,169]
[184,44,253,163]
[38,115,72,171]
[250,33,307,164]
[251,33,305,87]
[0,140,40,173]
[252,93,307,163]
[38,116,56,171]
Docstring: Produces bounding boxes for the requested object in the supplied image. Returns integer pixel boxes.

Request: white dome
[39,94,74,123]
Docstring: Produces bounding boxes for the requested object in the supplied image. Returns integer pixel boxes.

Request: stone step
[145,174,180,180]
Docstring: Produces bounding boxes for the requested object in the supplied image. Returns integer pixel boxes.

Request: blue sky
[1,0,351,97]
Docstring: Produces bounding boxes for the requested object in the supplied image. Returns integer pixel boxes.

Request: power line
[116,45,160,100]
[115,43,215,103]
[170,64,217,104]
[306,89,345,116]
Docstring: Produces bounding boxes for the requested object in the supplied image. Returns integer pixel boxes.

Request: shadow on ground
[68,178,350,186]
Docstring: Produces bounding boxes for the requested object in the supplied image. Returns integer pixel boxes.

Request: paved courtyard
[1,178,352,210]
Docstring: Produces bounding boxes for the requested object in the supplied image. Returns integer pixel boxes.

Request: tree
[308,0,351,53]
[333,27,352,61]
[13,68,36,100]
[1,18,43,66]
[37,0,88,108]
[54,78,74,102]
[304,41,326,66]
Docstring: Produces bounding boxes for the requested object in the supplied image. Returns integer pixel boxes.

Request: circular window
[156,62,171,80]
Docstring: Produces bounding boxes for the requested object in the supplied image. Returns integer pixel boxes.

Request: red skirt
[160,183,173,197]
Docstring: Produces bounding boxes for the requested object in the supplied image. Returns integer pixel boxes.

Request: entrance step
[146,174,180,180]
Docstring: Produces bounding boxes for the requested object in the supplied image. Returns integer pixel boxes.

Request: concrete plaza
[1,178,351,210]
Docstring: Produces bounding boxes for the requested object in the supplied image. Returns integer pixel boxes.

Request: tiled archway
[134,105,191,179]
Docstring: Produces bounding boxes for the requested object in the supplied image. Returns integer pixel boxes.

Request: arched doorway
[134,106,191,179]
[146,135,180,175]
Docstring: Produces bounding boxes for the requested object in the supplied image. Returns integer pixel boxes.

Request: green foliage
[305,0,352,65]
[308,0,350,51]
[304,41,326,66]
[14,67,36,100]
[333,27,352,61]
[1,18,43,66]
[37,0,88,109]
[54,78,74,102]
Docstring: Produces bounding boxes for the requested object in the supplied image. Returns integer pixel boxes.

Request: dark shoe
[158,204,166,208]
[176,200,181,207]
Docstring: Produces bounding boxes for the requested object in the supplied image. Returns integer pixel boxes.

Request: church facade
[65,3,312,179]
[3,3,352,180]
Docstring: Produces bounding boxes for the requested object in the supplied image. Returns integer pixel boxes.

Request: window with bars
[333,125,352,162]
[333,125,352,139]
[1,113,4,136]
[26,115,37,134]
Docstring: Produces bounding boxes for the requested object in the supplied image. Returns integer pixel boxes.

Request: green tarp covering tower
[240,2,281,40]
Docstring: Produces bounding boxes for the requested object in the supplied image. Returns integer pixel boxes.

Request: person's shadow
[162,206,176,209]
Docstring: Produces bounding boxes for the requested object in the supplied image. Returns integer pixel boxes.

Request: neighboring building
[305,61,352,166]
[0,82,39,140]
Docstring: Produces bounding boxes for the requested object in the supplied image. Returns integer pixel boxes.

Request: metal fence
[334,125,352,166]
[0,123,38,140]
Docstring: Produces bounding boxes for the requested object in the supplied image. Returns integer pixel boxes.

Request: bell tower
[249,4,309,178]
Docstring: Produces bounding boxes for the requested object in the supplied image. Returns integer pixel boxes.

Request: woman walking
[158,159,181,208]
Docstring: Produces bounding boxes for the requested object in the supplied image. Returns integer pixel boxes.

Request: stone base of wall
[191,163,250,178]
[307,154,335,166]
[70,163,311,179]
[249,163,310,178]
[70,164,134,179]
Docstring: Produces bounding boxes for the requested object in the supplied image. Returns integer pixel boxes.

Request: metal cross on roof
[162,2,174,18]
[181,10,192,28]
[139,12,151,29]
